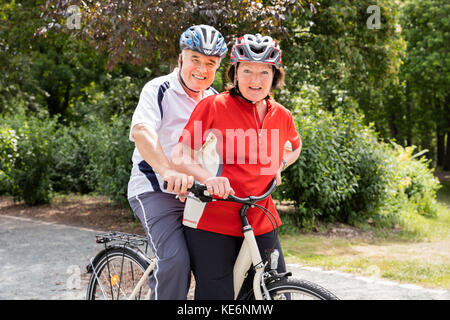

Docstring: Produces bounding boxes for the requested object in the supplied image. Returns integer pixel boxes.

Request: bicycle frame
[122,223,268,300]
[90,180,278,300]
[128,258,156,300]
[232,199,273,300]
[233,227,265,300]
[133,182,277,300]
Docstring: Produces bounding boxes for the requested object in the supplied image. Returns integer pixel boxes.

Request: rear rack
[95,231,148,247]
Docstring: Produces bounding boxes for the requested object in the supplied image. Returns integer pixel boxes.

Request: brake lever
[163,181,213,203]
[190,185,213,203]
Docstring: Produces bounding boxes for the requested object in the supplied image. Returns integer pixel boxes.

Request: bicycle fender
[85,245,150,273]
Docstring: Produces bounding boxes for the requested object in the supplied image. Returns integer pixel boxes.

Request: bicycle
[86,179,339,300]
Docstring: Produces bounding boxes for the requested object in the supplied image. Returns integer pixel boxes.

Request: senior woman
[171,34,302,300]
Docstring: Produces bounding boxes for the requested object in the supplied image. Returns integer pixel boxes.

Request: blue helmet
[180,25,228,58]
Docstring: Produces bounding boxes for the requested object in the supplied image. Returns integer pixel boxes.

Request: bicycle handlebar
[163,178,278,205]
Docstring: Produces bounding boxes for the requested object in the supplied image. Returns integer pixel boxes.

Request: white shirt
[127,68,217,199]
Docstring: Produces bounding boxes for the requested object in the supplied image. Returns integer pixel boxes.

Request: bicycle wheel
[266,278,339,300]
[86,247,151,300]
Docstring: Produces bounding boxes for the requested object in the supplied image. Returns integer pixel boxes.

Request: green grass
[404,181,450,240]
[281,232,449,288]
[381,260,449,287]
[437,181,450,206]
[279,181,450,289]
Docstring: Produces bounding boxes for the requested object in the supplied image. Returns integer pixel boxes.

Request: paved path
[0,215,98,299]
[1,215,449,300]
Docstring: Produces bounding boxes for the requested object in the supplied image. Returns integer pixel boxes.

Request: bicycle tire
[86,247,151,300]
[265,278,339,300]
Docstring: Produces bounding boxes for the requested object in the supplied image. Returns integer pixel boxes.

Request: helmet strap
[235,84,256,104]
[178,58,201,93]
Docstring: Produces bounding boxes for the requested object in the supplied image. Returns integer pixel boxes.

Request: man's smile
[192,74,206,80]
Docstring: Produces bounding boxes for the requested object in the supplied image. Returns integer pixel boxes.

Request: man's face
[179,49,221,92]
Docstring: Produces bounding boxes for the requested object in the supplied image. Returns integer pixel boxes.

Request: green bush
[275,85,440,230]
[381,144,439,219]
[71,74,141,123]
[49,114,134,206]
[0,126,19,194]
[83,114,134,206]
[0,112,134,206]
[0,113,57,205]
[50,125,93,194]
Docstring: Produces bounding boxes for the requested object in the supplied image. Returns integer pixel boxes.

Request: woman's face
[178,49,220,92]
[236,61,274,102]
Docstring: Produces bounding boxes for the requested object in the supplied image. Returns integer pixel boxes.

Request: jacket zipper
[253,107,262,143]
[253,104,270,144]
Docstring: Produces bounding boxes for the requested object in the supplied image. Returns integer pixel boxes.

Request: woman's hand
[275,168,282,186]
[276,142,302,186]
[204,176,235,199]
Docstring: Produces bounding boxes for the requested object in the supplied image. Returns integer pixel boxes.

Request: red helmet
[230,34,282,69]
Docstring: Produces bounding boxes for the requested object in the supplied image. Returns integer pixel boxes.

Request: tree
[0,0,110,119]
[400,0,450,169]
[280,0,405,111]
[1,0,154,120]
[39,0,319,71]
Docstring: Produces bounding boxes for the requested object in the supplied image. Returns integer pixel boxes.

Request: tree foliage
[273,86,439,229]
[39,0,319,69]
[280,0,405,108]
[399,0,450,169]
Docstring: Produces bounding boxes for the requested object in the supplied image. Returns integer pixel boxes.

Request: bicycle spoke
[108,260,133,298]
[89,258,109,299]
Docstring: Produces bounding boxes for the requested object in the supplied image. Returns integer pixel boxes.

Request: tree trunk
[389,112,398,141]
[404,84,412,146]
[435,94,445,168]
[406,100,412,146]
[444,133,450,171]
[437,130,445,167]
[443,95,450,171]
[169,58,178,73]
[221,61,229,92]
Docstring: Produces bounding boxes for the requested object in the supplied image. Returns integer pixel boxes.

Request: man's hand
[162,169,194,196]
[204,176,235,199]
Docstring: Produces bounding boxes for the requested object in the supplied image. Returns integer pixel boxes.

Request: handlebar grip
[162,180,204,193]
[162,178,276,203]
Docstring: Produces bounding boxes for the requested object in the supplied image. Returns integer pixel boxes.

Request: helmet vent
[230,34,282,68]
[250,45,264,54]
